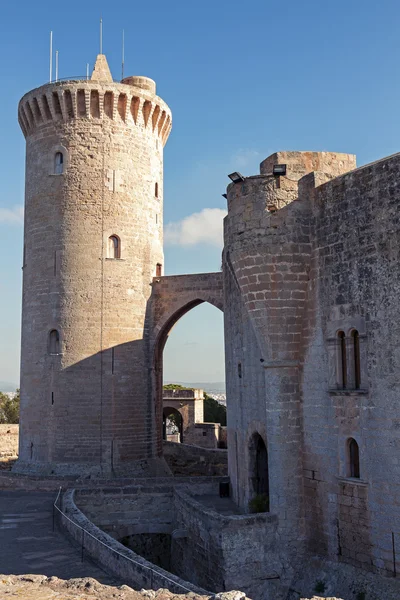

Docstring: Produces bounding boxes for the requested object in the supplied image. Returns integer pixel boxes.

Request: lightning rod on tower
[122,30,125,80]
[49,31,53,83]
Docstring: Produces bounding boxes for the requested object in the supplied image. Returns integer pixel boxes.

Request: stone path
[0,490,117,583]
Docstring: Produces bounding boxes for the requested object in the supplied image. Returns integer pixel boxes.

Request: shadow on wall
[21,335,159,472]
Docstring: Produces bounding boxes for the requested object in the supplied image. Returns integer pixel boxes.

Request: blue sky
[1,0,400,387]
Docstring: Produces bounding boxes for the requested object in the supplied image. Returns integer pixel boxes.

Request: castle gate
[150,272,224,453]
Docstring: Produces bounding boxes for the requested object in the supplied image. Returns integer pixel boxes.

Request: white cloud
[0,205,24,225]
[164,208,227,248]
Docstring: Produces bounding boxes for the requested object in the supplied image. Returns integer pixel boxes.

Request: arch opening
[54,152,64,175]
[48,329,60,354]
[163,406,183,443]
[154,299,225,453]
[348,437,360,478]
[337,330,347,389]
[351,329,361,389]
[249,432,270,512]
[108,235,121,259]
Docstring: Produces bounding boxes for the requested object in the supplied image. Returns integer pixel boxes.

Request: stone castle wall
[223,152,356,555]
[301,154,400,576]
[223,149,400,587]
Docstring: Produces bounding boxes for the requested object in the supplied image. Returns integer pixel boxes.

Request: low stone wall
[75,485,174,540]
[0,471,226,492]
[163,442,228,476]
[60,489,212,596]
[74,480,223,539]
[171,489,283,599]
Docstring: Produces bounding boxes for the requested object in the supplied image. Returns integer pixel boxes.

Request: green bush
[314,580,326,594]
[249,493,269,513]
[0,390,20,424]
[204,394,226,426]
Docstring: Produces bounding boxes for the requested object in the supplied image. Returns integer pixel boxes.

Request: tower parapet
[225,151,356,240]
[18,76,172,145]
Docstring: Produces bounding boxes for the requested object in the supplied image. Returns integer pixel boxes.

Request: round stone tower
[15,55,172,475]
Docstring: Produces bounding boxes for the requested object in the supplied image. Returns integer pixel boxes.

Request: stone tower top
[91,54,113,82]
[18,60,172,145]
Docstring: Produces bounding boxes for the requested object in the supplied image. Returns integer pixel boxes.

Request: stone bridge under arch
[149,272,224,454]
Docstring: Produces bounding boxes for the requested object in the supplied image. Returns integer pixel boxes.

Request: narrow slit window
[49,329,60,354]
[108,235,121,259]
[155,182,159,198]
[54,152,64,174]
[338,331,347,389]
[238,362,242,379]
[352,330,361,389]
[348,438,360,478]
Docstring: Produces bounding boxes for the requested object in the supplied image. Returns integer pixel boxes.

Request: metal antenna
[55,50,59,82]
[100,17,103,54]
[86,63,89,80]
[49,31,53,82]
[122,30,125,80]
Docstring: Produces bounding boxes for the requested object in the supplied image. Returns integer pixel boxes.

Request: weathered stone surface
[163,442,227,476]
[13,41,400,600]
[223,149,400,598]
[0,575,215,600]
[16,57,172,476]
[149,272,223,453]
[0,574,343,600]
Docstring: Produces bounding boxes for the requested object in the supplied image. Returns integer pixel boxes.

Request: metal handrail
[52,487,196,594]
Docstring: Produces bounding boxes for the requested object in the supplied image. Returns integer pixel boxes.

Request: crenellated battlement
[18,78,172,145]
[224,150,356,241]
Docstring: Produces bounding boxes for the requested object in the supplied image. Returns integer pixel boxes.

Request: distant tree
[0,389,20,424]
[163,384,193,390]
[204,392,226,426]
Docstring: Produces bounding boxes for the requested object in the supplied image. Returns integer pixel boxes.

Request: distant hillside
[164,381,226,394]
[0,381,18,393]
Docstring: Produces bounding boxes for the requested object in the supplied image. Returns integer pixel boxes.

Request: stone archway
[163,406,183,443]
[149,272,224,454]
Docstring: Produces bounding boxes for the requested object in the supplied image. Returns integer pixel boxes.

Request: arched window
[249,433,270,512]
[108,235,120,259]
[338,331,347,389]
[348,438,360,478]
[49,329,60,354]
[351,330,361,389]
[155,182,159,198]
[54,152,64,174]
